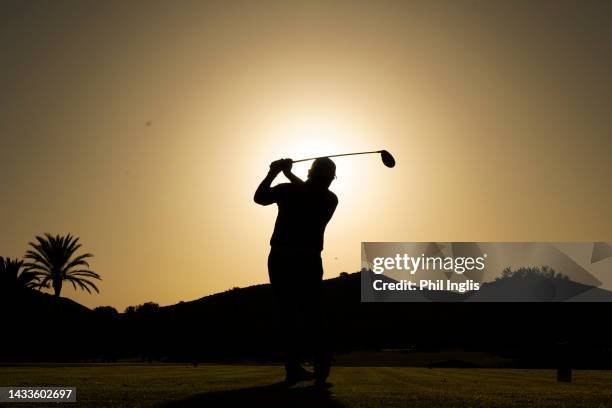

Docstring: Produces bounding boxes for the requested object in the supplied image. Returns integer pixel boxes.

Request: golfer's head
[308,157,336,187]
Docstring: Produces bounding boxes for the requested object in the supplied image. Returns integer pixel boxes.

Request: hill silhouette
[152,271,612,367]
[2,272,612,368]
[1,289,91,361]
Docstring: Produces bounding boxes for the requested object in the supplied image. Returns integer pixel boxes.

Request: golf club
[292,150,396,168]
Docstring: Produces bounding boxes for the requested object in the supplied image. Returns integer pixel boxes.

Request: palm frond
[67,269,101,279]
[23,251,53,271]
[65,276,99,294]
[61,253,93,274]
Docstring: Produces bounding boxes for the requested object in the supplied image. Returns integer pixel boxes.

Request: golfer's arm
[283,170,304,185]
[254,171,277,205]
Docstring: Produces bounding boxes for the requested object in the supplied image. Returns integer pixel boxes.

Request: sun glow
[248,110,383,214]
[273,115,354,158]
[252,110,367,170]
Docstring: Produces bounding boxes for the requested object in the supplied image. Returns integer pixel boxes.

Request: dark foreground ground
[1,364,611,407]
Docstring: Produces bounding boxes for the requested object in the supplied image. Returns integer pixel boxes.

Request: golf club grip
[292,151,381,163]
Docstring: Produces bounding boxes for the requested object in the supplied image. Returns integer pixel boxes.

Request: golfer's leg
[283,294,302,375]
[268,250,301,377]
[310,256,332,382]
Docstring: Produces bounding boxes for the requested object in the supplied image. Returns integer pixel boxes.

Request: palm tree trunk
[53,280,62,297]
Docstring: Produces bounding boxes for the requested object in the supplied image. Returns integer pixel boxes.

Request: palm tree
[24,233,101,297]
[0,256,39,292]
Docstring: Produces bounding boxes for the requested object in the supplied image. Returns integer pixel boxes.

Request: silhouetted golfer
[254,157,338,386]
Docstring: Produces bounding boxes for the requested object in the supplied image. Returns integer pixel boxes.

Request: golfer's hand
[280,159,292,174]
[269,159,291,175]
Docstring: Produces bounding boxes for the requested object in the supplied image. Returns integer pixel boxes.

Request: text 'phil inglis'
[373,279,481,293]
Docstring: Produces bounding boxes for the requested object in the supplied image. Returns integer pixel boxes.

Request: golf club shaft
[292,150,382,163]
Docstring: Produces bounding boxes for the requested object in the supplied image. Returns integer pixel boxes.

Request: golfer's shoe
[285,367,315,386]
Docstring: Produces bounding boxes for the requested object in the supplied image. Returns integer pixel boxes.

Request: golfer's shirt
[268,182,338,252]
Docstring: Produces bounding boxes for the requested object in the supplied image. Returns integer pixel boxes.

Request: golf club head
[380,150,395,168]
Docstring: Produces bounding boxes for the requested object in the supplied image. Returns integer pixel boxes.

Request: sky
[1,0,611,310]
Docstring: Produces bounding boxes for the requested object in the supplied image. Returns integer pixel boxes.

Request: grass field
[1,364,611,407]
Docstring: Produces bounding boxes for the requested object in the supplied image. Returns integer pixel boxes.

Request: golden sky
[1,1,611,310]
